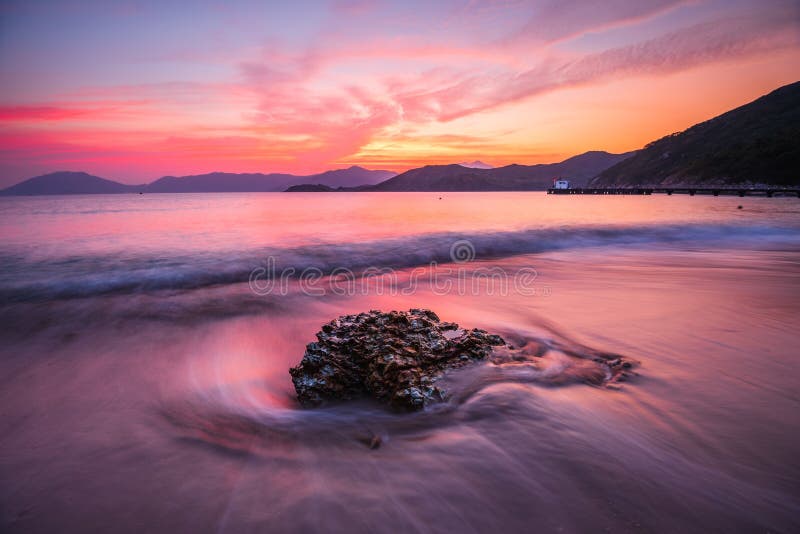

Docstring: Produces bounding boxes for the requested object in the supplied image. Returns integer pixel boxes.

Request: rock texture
[289,309,506,410]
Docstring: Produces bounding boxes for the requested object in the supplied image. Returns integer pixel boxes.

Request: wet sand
[2,245,799,533]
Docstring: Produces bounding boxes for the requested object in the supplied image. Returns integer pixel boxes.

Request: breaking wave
[1,222,798,302]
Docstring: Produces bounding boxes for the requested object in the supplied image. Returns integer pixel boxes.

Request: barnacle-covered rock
[289,309,506,410]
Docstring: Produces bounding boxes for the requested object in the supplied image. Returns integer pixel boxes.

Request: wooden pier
[547,187,800,197]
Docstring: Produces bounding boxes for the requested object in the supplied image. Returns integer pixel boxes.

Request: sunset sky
[0,0,798,186]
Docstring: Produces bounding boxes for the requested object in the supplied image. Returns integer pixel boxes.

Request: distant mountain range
[366,151,634,191]
[0,153,631,195]
[592,81,800,187]
[143,166,395,193]
[0,166,395,196]
[287,151,635,192]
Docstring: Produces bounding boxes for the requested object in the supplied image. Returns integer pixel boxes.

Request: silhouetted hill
[369,151,634,191]
[0,172,139,195]
[307,166,395,187]
[145,172,298,193]
[591,81,800,187]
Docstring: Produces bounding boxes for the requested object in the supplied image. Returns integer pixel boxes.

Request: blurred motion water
[1,192,799,533]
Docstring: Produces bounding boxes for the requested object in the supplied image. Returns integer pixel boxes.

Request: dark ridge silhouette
[364,151,635,191]
[591,81,800,187]
[0,171,142,196]
[145,172,298,193]
[307,166,396,187]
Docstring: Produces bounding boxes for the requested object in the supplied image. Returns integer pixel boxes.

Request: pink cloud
[224,0,799,171]
[390,7,800,122]
[0,101,151,122]
[0,106,98,121]
[501,0,691,46]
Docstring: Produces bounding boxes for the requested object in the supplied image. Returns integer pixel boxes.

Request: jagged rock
[289,309,506,410]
